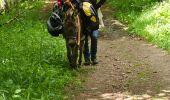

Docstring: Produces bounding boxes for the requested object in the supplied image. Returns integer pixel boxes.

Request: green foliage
[0,1,80,99]
[108,0,157,9]
[129,1,170,51]
[108,0,170,52]
[108,0,157,23]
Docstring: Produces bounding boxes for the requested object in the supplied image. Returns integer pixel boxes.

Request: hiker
[81,0,106,65]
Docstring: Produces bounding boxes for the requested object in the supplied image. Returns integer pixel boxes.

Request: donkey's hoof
[70,64,78,69]
[77,64,81,67]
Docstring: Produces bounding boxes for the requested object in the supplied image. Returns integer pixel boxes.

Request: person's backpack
[80,2,99,30]
[47,3,63,37]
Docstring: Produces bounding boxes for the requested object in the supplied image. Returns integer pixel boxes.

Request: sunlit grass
[108,0,170,52]
[130,1,170,51]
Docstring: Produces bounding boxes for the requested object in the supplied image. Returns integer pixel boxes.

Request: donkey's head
[63,8,79,44]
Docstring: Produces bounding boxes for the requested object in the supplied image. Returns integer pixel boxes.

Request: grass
[108,0,170,52]
[0,1,84,99]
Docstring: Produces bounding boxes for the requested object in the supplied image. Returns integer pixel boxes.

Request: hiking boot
[84,58,90,65]
[91,58,98,65]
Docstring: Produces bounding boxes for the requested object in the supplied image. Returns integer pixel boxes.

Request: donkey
[63,5,84,68]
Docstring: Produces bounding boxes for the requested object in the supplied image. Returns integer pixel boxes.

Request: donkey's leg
[72,44,78,68]
[66,43,72,65]
[78,40,84,66]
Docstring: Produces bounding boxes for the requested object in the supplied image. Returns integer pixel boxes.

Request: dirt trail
[42,1,170,99]
[73,6,170,100]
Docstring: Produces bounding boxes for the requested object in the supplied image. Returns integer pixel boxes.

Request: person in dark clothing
[82,0,106,65]
[83,0,106,10]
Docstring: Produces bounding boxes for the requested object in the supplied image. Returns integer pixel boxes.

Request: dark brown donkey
[63,3,84,68]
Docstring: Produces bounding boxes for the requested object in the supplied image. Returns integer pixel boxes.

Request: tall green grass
[108,0,157,23]
[0,1,81,99]
[129,1,170,51]
[108,0,170,52]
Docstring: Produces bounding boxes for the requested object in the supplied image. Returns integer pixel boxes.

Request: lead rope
[77,15,81,47]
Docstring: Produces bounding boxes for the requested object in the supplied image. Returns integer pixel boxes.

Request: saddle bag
[47,3,64,37]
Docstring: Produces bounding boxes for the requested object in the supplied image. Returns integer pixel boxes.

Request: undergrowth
[0,1,82,99]
[108,0,170,52]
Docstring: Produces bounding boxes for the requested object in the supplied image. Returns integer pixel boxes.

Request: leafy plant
[0,1,82,99]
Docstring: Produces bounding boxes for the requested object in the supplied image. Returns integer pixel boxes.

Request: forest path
[73,6,170,100]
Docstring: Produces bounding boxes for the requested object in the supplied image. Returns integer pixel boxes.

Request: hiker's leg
[91,30,99,64]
